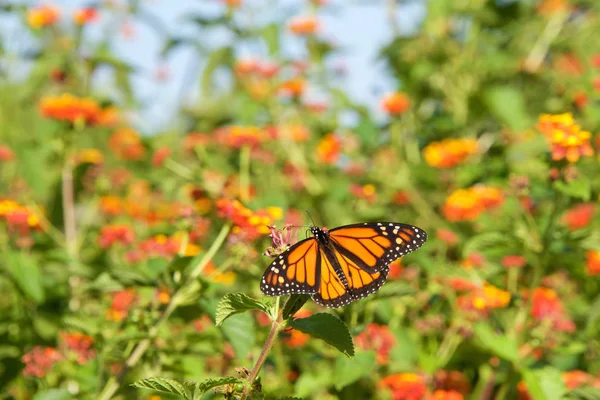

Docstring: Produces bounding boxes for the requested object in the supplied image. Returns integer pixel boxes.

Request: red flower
[355,324,395,365]
[106,289,137,321]
[562,370,595,390]
[60,332,95,364]
[561,203,595,231]
[21,347,62,377]
[381,92,411,115]
[0,145,14,161]
[98,224,135,248]
[73,7,99,25]
[393,191,411,206]
[501,255,527,269]
[283,310,312,348]
[530,287,575,332]
[389,259,403,279]
[316,133,341,164]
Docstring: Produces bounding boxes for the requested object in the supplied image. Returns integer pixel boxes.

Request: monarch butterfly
[260,222,427,308]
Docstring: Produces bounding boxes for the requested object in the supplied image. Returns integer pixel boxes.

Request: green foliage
[522,367,568,400]
[215,292,270,326]
[289,313,354,357]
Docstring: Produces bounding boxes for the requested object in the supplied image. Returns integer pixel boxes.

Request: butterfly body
[261,222,427,308]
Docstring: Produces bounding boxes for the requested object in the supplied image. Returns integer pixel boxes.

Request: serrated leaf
[564,387,600,400]
[132,377,192,399]
[553,178,591,201]
[282,295,311,320]
[522,367,567,400]
[473,323,518,362]
[187,376,244,395]
[289,313,354,357]
[215,293,269,326]
[333,351,376,390]
[220,312,255,359]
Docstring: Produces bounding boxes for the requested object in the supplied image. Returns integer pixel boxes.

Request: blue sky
[3,0,426,131]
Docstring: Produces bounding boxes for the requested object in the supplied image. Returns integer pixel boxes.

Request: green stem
[240,145,251,203]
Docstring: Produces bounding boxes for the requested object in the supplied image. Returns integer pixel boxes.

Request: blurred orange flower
[430,390,463,400]
[109,128,146,161]
[561,203,595,231]
[562,370,596,389]
[0,145,15,162]
[214,125,268,149]
[60,332,95,364]
[537,113,593,162]
[380,373,427,400]
[220,0,242,8]
[289,15,319,35]
[40,93,102,125]
[26,5,60,29]
[76,148,103,165]
[152,147,171,167]
[381,92,411,115]
[389,259,403,279]
[530,287,575,332]
[316,133,341,164]
[349,184,377,204]
[423,138,478,168]
[537,0,569,16]
[99,195,124,216]
[283,310,312,348]
[458,283,510,312]
[73,7,99,25]
[586,251,600,276]
[355,324,396,365]
[442,185,504,222]
[279,78,306,97]
[106,289,137,321]
[98,224,135,248]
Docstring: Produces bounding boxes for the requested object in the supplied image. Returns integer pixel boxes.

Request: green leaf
[473,323,518,362]
[220,312,256,359]
[261,23,280,56]
[215,293,269,326]
[187,376,245,395]
[32,389,71,400]
[333,351,377,390]
[484,86,529,131]
[201,47,233,96]
[282,295,311,320]
[522,367,567,400]
[564,387,600,400]
[463,232,512,258]
[289,313,354,357]
[132,377,191,399]
[4,251,45,303]
[553,178,591,201]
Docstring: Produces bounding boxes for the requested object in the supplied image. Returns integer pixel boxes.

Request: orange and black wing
[260,237,321,296]
[312,222,427,308]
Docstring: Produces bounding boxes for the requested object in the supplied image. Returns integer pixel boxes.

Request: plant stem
[61,158,77,262]
[240,145,251,203]
[523,11,568,73]
[97,223,231,400]
[241,309,283,400]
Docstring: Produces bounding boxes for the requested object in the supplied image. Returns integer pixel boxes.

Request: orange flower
[99,195,123,216]
[537,113,594,162]
[316,133,341,164]
[73,7,99,25]
[389,259,403,279]
[21,347,62,378]
[355,324,396,365]
[155,287,171,304]
[561,203,595,231]
[442,186,504,222]
[106,289,137,321]
[109,128,146,160]
[220,0,242,7]
[562,370,595,389]
[152,147,171,167]
[537,0,569,15]
[268,125,310,142]
[460,252,485,270]
[423,138,478,168]
[76,148,103,164]
[530,287,575,332]
[60,332,95,364]
[430,390,463,400]
[216,199,282,241]
[349,184,377,204]
[393,191,410,206]
[26,5,60,29]
[289,15,319,35]
[517,381,531,400]
[279,78,306,97]
[586,251,600,276]
[204,261,236,286]
[98,224,135,248]
[283,310,312,348]
[214,125,268,149]
[458,283,510,312]
[40,94,102,125]
[381,92,411,115]
[380,373,427,400]
[434,370,470,396]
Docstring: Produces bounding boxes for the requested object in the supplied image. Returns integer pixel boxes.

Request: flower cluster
[442,185,504,221]
[355,324,395,365]
[530,287,575,332]
[214,125,268,149]
[423,138,478,168]
[586,251,600,276]
[109,128,146,161]
[39,94,115,126]
[216,198,283,241]
[106,289,137,322]
[381,92,411,115]
[21,347,63,378]
[60,332,95,364]
[98,224,136,248]
[26,5,60,29]
[316,133,341,164]
[0,199,42,240]
[537,113,594,162]
[349,183,377,204]
[457,283,511,313]
[379,373,427,400]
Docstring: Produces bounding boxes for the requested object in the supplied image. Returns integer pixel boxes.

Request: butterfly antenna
[305,210,316,227]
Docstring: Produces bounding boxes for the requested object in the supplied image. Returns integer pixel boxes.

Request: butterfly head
[310,226,329,244]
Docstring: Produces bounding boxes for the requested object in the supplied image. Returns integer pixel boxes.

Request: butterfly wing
[311,222,427,308]
[260,237,321,296]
